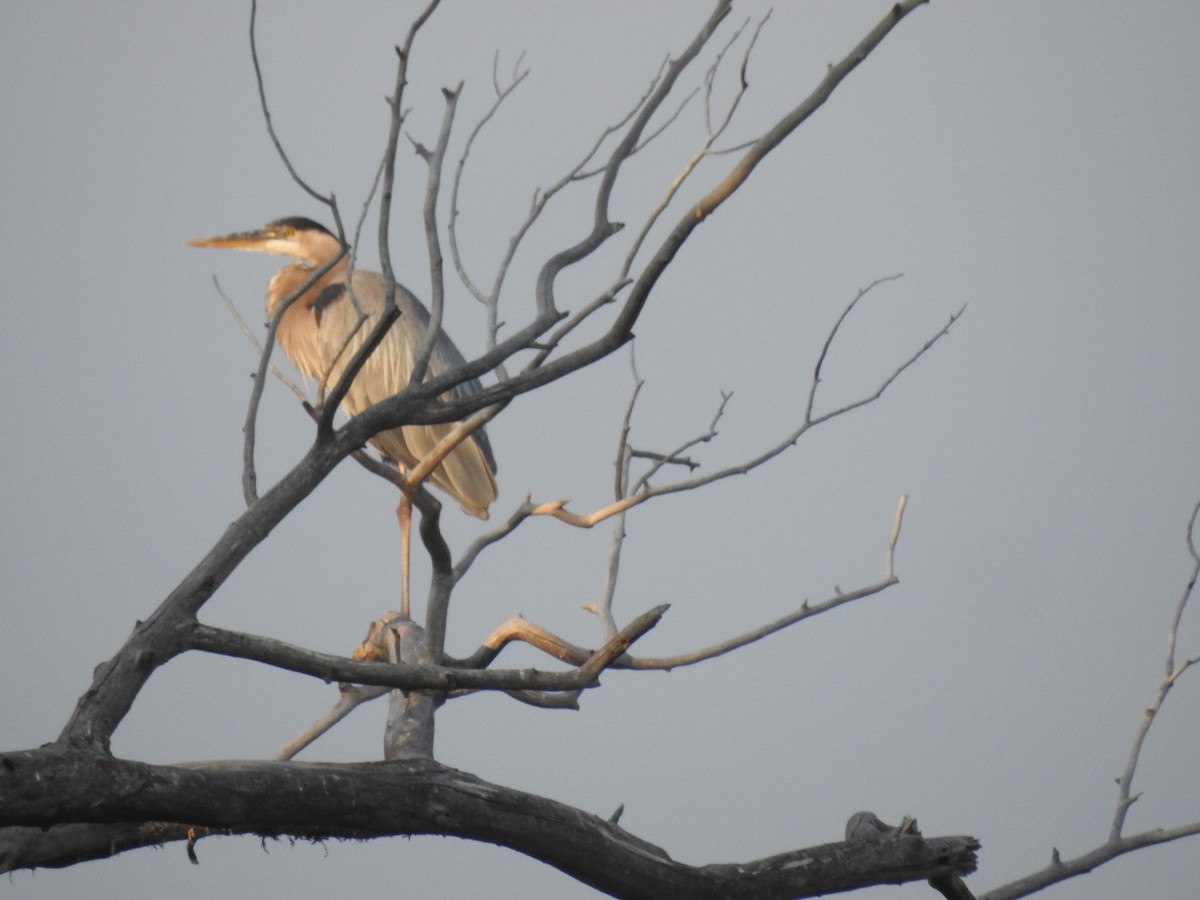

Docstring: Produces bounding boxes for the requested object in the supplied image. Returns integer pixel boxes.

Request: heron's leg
[397,488,412,619]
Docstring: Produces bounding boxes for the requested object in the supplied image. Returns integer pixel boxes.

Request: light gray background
[3,2,1198,898]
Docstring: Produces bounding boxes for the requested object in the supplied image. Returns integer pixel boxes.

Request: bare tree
[1,3,1196,898]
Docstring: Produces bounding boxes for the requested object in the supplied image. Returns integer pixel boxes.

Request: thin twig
[410,84,461,386]
[248,0,340,220]
[212,275,308,405]
[449,55,530,311]
[594,347,645,639]
[806,275,904,421]
[980,500,1200,900]
[242,0,349,503]
[980,823,1200,900]
[618,12,768,278]
[321,1,933,457]
[630,391,731,495]
[1108,499,1200,841]
[526,288,955,533]
[532,2,734,322]
[241,248,347,504]
[448,47,676,362]
[275,685,387,760]
[315,0,443,441]
[311,158,387,406]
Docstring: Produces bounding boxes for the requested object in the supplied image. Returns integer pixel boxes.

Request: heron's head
[188,217,344,266]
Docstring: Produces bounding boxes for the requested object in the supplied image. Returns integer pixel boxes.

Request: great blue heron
[189,216,498,610]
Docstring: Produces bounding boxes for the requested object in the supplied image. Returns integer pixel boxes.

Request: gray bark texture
[0,745,978,899]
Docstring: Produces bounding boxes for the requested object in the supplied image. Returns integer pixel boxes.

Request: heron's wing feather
[313,272,498,518]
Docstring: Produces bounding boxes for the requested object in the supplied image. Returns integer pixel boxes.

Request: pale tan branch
[479,615,589,665]
[472,606,668,713]
[530,494,644,529]
[402,403,503,493]
[523,389,730,532]
[886,494,908,578]
[473,574,900,676]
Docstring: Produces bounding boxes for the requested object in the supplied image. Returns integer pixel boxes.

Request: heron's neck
[266,258,347,319]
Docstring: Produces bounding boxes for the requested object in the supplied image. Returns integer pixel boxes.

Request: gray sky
[3,2,1198,898]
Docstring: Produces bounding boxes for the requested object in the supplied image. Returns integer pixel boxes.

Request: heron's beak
[187,228,274,251]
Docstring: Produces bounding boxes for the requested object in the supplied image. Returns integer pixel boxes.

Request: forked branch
[336,1,933,491]
[979,500,1200,900]
[455,278,954,588]
[458,496,907,674]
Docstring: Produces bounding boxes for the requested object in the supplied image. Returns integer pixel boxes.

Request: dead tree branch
[979,500,1200,900]
[0,748,979,898]
[456,497,906,674]
[6,6,967,896]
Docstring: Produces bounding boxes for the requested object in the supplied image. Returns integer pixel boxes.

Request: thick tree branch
[0,748,978,899]
[55,0,932,768]
[28,8,960,896]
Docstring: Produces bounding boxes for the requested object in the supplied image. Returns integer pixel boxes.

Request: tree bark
[0,745,976,899]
